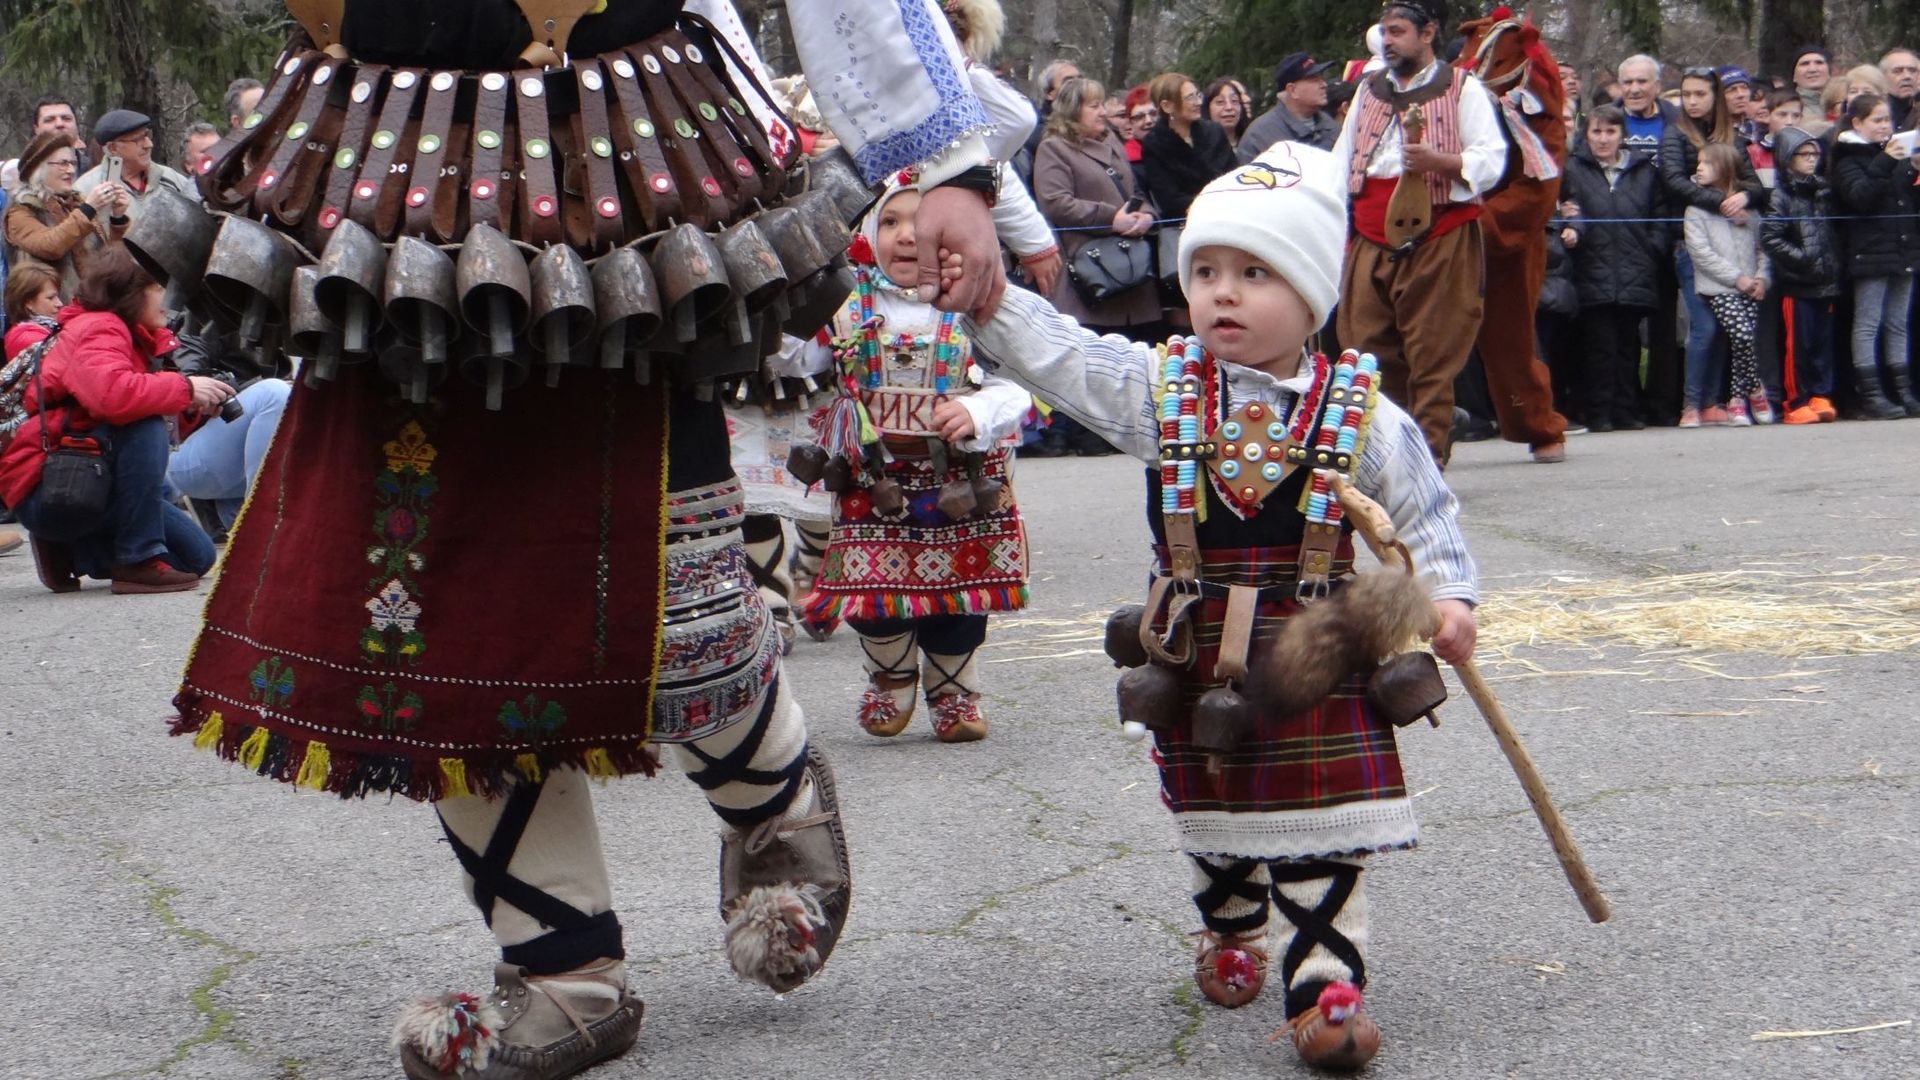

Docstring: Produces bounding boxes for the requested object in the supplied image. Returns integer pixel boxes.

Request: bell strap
[632,41,727,228]
[406,71,464,241]
[267,58,353,229]
[514,0,599,66]
[317,63,386,235]
[514,71,564,246]
[606,51,677,230]
[348,68,425,237]
[672,28,784,191]
[1298,520,1342,600]
[200,50,324,212]
[252,56,346,221]
[679,11,803,173]
[285,0,345,50]
[467,72,513,233]
[1138,573,1199,668]
[1213,584,1260,684]
[658,30,762,209]
[571,61,625,252]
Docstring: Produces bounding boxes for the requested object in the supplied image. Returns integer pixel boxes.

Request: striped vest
[1346,66,1474,209]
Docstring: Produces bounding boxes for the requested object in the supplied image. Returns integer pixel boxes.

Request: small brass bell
[821,456,856,493]
[785,443,830,486]
[870,477,907,515]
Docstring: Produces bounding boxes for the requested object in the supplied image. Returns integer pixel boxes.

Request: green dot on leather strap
[591,136,612,158]
[525,138,550,159]
[417,134,441,154]
[243,112,264,129]
[674,118,695,139]
[371,130,396,151]
[477,130,501,150]
[634,119,656,139]
[334,148,356,169]
[285,121,310,141]
[728,98,746,116]
[698,102,719,122]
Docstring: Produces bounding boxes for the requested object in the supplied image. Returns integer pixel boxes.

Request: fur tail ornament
[390,991,503,1075]
[1244,571,1433,716]
[725,883,828,989]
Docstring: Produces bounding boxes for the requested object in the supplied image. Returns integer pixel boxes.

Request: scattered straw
[1750,1019,1910,1041]
[1478,555,1920,661]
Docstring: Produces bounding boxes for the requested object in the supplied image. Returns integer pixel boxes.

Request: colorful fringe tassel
[804,584,1029,622]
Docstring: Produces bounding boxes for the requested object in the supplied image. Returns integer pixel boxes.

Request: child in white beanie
[962,141,1478,1070]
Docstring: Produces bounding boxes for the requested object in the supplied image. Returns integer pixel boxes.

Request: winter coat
[1759,131,1841,300]
[1537,226,1577,317]
[1683,206,1770,296]
[3,315,55,361]
[1139,118,1237,220]
[1032,131,1163,328]
[1561,146,1668,310]
[0,305,190,509]
[3,189,124,297]
[1827,134,1920,280]
[1659,121,1767,218]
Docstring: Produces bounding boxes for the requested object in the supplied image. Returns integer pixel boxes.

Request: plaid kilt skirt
[1149,542,1420,861]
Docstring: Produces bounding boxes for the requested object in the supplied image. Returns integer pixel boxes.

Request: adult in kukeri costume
[1455,6,1571,463]
[1331,0,1512,467]
[151,1,1006,1077]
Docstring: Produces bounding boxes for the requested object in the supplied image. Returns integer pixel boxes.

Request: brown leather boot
[30,536,81,593]
[1285,982,1381,1071]
[393,960,642,1080]
[109,558,199,594]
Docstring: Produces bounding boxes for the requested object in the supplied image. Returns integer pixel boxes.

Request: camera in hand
[204,370,246,424]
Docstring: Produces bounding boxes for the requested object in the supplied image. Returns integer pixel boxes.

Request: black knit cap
[1789,44,1829,69]
[1382,0,1449,29]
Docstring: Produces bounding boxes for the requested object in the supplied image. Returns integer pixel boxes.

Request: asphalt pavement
[2,419,1916,1080]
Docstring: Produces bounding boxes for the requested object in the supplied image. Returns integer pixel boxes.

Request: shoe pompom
[391,991,503,1074]
[1318,981,1363,1024]
[725,883,827,990]
[1215,948,1260,991]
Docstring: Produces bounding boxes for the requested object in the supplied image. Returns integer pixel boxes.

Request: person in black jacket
[1561,106,1668,431]
[1762,127,1843,424]
[1661,68,1768,423]
[1829,94,1920,418]
[1139,71,1237,221]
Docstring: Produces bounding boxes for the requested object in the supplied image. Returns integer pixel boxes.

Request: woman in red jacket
[0,249,234,593]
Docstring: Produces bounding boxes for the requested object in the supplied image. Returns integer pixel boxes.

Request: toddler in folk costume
[794,171,1031,743]
[960,143,1478,1069]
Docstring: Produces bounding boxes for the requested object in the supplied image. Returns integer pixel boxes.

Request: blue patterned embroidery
[850,0,992,183]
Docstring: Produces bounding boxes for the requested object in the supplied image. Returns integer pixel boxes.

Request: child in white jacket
[1683,142,1772,426]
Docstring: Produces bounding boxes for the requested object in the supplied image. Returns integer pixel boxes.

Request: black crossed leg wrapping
[1270,859,1368,1019]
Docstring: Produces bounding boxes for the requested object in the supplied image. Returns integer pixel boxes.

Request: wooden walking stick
[1329,474,1611,924]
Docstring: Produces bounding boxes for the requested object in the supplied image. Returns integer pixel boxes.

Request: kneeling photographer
[163,310,293,535]
[0,249,235,594]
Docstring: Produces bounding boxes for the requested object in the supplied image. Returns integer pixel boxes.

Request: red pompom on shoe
[1284,981,1380,1071]
[1216,948,1260,991]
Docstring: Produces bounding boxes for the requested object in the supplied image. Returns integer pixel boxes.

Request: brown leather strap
[1138,574,1199,668]
[316,63,386,235]
[467,72,512,233]
[1298,520,1342,598]
[514,71,563,246]
[285,0,345,49]
[632,41,726,227]
[201,50,323,211]
[406,70,462,240]
[675,30,787,197]
[571,61,624,252]
[348,67,424,237]
[253,56,347,220]
[514,0,599,63]
[658,31,762,209]
[268,58,353,228]
[606,51,676,229]
[1214,585,1259,684]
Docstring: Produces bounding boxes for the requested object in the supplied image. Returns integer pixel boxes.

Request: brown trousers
[1475,183,1569,452]
[1338,223,1485,465]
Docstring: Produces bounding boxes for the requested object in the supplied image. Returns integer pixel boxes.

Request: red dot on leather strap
[354,181,377,200]
[733,157,753,177]
[533,195,556,217]
[318,207,341,229]
[407,186,428,207]
[471,179,494,201]
[259,170,279,189]
[700,177,721,197]
[597,196,619,218]
[649,173,672,193]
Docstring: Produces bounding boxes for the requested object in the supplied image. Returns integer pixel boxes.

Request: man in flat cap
[76,109,195,221]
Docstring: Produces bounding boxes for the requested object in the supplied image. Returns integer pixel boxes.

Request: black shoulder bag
[1067,158,1155,305]
[30,351,115,541]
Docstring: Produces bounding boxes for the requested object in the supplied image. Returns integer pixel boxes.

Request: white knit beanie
[1176,141,1349,330]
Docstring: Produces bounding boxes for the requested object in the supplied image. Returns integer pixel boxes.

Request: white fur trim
[943,0,1005,64]
[390,993,505,1074]
[724,883,828,988]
